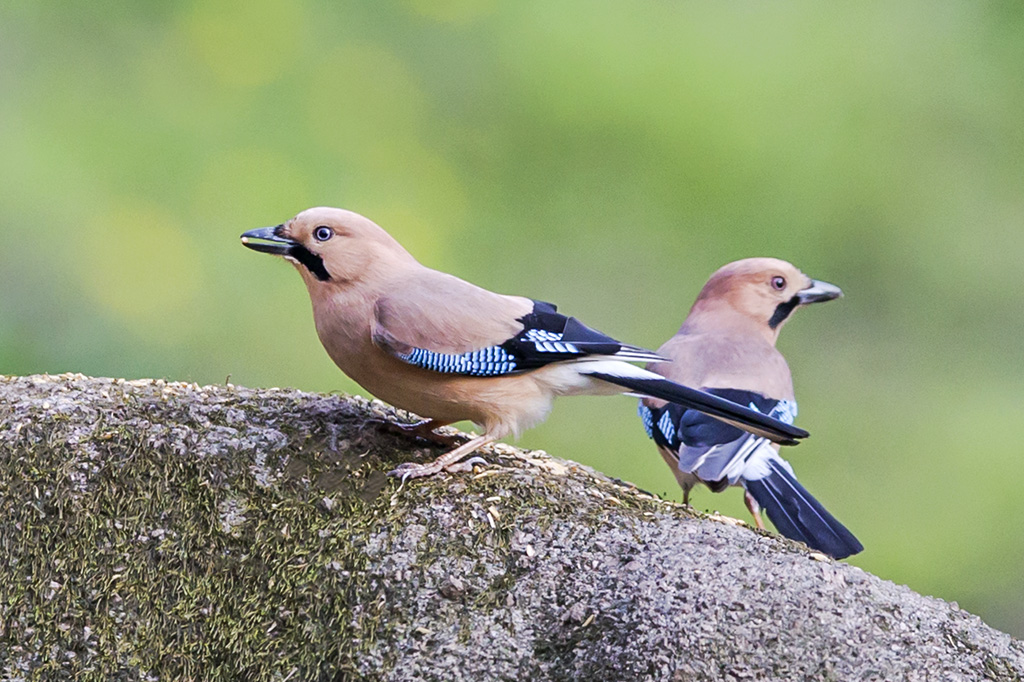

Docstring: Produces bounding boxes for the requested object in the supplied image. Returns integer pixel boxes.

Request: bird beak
[796,279,843,304]
[240,225,296,256]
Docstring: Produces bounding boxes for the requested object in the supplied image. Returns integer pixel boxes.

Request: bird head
[241,207,416,290]
[688,258,842,342]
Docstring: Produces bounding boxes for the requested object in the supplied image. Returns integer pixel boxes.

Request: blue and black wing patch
[639,389,794,450]
[638,389,799,487]
[638,401,684,450]
[398,344,520,377]
[640,390,860,558]
[397,300,661,378]
[502,301,661,368]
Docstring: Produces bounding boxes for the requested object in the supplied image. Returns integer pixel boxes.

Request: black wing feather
[633,387,806,447]
[397,300,661,377]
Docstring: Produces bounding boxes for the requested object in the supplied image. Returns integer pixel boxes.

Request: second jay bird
[241,207,807,479]
[638,258,863,559]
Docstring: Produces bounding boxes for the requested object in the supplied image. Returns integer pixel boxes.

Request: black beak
[796,279,843,305]
[240,225,295,256]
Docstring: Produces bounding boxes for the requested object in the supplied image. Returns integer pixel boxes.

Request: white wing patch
[679,398,799,485]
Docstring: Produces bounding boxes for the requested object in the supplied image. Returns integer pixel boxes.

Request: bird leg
[388,434,495,481]
[744,490,766,530]
[373,418,466,447]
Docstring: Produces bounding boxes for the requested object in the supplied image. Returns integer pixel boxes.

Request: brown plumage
[242,209,809,480]
[638,258,862,559]
[256,208,579,438]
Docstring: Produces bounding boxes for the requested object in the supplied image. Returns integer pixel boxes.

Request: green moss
[0,382,410,680]
[0,376,694,681]
[944,627,1023,682]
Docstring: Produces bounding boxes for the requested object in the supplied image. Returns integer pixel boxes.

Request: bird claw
[387,456,489,481]
[387,461,442,481]
[443,456,489,474]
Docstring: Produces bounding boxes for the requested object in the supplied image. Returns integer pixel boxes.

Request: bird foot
[387,435,495,482]
[388,460,445,481]
[388,455,489,481]
[372,418,466,447]
[442,456,489,474]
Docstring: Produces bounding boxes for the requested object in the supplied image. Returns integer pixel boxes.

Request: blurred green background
[2,1,1022,637]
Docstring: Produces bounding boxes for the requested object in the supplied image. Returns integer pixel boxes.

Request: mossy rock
[0,374,1021,681]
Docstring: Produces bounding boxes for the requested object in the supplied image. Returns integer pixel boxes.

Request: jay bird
[241,208,807,480]
[637,258,863,559]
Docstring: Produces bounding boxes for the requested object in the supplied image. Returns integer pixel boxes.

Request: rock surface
[0,373,1021,681]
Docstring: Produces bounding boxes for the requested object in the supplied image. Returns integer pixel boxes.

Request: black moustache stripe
[289,244,331,282]
[768,296,800,329]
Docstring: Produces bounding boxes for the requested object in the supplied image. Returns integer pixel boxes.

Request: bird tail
[578,361,808,445]
[742,458,863,559]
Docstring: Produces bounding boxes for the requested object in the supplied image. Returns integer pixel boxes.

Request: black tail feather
[743,460,863,560]
[587,372,808,445]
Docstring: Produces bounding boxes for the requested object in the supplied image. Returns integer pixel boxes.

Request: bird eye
[313,226,333,242]
[771,276,786,290]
